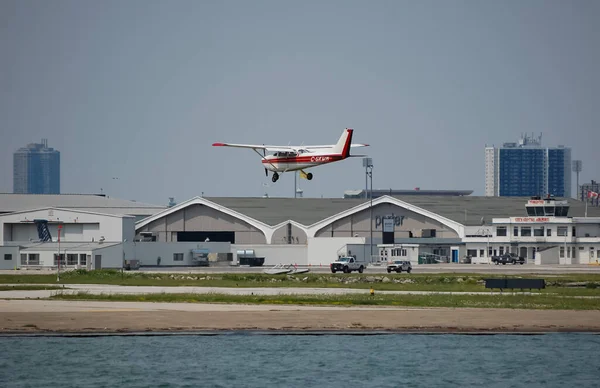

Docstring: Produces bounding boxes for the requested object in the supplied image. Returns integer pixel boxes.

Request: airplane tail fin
[332,128,354,158]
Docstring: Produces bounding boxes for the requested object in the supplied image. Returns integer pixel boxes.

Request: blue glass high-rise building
[13,139,60,194]
[485,134,571,197]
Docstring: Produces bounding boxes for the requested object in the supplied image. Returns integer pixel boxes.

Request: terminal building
[1,192,599,270]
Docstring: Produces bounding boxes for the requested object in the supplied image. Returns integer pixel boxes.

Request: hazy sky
[1,0,598,205]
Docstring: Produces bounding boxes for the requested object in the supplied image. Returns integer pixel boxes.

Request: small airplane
[212,128,369,182]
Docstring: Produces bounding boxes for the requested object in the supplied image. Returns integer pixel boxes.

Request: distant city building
[579,180,600,207]
[13,139,60,194]
[343,188,473,199]
[485,133,571,197]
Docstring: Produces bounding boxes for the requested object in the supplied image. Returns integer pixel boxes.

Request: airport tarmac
[0,283,537,299]
[137,263,600,275]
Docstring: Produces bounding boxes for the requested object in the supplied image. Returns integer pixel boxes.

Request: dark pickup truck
[491,253,525,265]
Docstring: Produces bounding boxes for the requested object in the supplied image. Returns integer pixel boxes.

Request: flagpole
[585,189,589,217]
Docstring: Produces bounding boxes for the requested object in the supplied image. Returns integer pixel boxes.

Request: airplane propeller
[263,144,268,176]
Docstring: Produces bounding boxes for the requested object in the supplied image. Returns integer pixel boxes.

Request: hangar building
[0,207,135,269]
[0,193,166,222]
[135,195,600,266]
[2,193,599,269]
[0,206,230,270]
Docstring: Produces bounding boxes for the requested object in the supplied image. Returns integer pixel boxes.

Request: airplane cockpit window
[274,151,298,157]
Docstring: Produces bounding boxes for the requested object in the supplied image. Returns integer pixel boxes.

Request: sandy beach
[1,300,600,334]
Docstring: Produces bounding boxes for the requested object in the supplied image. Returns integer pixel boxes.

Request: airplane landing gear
[300,170,313,181]
[272,172,279,182]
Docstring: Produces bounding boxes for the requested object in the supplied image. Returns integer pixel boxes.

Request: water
[1,333,599,387]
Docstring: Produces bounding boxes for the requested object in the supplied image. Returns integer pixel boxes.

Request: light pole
[363,158,374,263]
[564,228,567,265]
[572,160,582,200]
[57,224,62,282]
[486,228,491,265]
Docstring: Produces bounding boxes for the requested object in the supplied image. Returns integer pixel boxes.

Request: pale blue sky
[1,0,598,205]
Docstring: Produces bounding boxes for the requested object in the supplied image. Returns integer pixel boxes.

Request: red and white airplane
[212,128,369,182]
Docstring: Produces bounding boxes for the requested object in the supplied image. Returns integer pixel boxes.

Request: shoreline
[2,300,600,335]
[2,329,600,336]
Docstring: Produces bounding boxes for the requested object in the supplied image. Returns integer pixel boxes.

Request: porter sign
[375,214,405,229]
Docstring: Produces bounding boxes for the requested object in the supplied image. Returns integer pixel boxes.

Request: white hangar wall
[270,223,308,245]
[133,242,231,267]
[137,204,267,244]
[313,203,459,239]
[0,208,132,245]
[232,244,308,266]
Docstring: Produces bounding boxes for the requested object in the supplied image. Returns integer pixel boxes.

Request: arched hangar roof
[135,195,600,243]
[134,195,466,241]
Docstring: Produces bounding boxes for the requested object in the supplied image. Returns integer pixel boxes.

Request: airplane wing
[304,143,370,149]
[212,142,294,152]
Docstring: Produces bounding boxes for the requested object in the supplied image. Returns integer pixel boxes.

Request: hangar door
[177,231,235,243]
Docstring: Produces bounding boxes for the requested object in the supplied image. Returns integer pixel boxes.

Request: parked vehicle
[124,259,140,270]
[491,252,525,265]
[386,260,412,273]
[330,256,365,273]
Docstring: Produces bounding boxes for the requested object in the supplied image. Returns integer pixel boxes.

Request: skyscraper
[485,134,571,197]
[13,139,60,194]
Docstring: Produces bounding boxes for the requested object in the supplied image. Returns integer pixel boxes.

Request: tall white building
[485,134,571,197]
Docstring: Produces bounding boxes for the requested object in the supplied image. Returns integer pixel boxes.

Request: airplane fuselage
[261,152,343,172]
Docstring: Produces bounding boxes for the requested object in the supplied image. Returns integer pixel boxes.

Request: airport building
[0,207,135,270]
[0,193,166,222]
[134,194,600,266]
[0,205,230,270]
[1,193,599,270]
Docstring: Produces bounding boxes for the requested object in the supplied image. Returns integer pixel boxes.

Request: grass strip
[0,285,67,291]
[2,270,600,295]
[50,291,600,310]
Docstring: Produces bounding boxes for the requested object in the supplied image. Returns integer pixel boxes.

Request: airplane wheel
[306,173,313,180]
[272,173,279,183]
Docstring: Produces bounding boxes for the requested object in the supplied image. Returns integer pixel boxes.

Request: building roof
[396,195,600,226]
[344,189,473,198]
[205,195,600,227]
[17,241,121,251]
[204,197,363,226]
[0,207,135,219]
[0,193,165,217]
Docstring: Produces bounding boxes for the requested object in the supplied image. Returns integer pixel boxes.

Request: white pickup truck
[330,256,365,273]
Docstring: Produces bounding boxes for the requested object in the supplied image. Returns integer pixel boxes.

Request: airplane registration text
[311,156,331,162]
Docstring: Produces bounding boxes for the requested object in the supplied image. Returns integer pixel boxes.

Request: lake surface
[1,332,599,387]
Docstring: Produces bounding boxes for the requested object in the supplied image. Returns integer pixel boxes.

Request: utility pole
[57,224,62,282]
[363,157,374,263]
[370,165,373,262]
[572,160,582,200]
[365,164,368,199]
[487,228,490,265]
